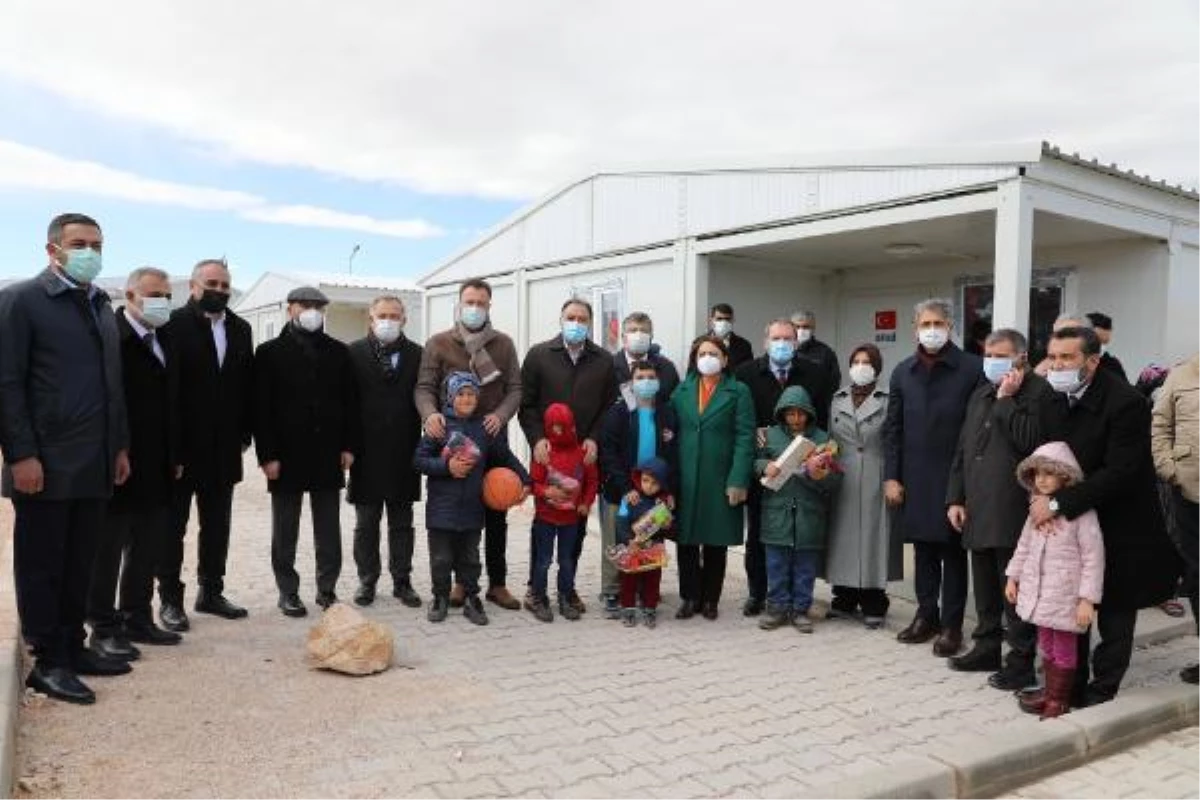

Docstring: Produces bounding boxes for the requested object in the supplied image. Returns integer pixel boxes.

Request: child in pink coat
[1005,441,1105,719]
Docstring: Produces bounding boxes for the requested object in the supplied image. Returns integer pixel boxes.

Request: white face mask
[848,363,876,386]
[711,320,732,338]
[918,327,949,352]
[1048,366,1087,394]
[795,327,813,344]
[624,331,652,356]
[372,318,401,343]
[139,296,172,329]
[696,354,723,376]
[297,308,324,332]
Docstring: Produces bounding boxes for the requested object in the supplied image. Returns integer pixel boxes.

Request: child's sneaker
[527,594,554,623]
[603,594,621,620]
[642,608,657,629]
[427,595,449,623]
[463,595,489,626]
[558,595,582,621]
[622,608,637,627]
[793,612,814,634]
[758,607,790,630]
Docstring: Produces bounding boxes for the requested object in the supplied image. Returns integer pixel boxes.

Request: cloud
[0,1,1195,199]
[0,139,444,238]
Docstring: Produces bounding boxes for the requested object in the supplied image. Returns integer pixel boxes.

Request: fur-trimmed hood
[1016,441,1084,492]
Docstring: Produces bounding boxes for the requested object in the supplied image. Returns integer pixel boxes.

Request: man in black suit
[734,318,836,615]
[88,267,183,659]
[790,309,842,392]
[708,303,754,371]
[1085,312,1128,382]
[158,259,255,631]
[1027,326,1181,707]
[346,295,424,608]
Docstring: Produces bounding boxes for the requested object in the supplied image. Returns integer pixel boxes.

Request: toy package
[606,541,669,574]
[545,467,581,510]
[630,500,673,541]
[441,431,482,464]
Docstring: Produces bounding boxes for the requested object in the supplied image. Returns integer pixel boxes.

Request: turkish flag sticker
[875,310,897,331]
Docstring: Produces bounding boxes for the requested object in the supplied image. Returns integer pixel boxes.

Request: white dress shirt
[209,312,227,367]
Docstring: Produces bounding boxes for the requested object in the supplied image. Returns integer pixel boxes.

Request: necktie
[143,331,164,366]
[776,369,787,386]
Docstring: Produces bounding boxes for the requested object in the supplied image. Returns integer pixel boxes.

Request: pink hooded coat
[1005,441,1106,633]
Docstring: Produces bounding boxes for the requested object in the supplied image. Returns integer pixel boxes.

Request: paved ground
[9,454,1200,798]
[1003,726,1199,799]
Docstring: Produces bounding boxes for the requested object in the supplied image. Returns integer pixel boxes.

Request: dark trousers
[12,497,106,668]
[352,499,415,589]
[913,540,969,630]
[620,569,662,609]
[87,504,168,633]
[831,586,891,617]
[677,544,728,604]
[160,478,234,602]
[484,506,509,588]
[969,546,1037,670]
[531,520,580,599]
[1073,607,1138,705]
[1172,488,1199,626]
[429,528,482,598]
[530,516,588,593]
[271,490,342,598]
[744,486,767,601]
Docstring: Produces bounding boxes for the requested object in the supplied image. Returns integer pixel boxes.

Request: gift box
[441,431,482,463]
[606,541,669,574]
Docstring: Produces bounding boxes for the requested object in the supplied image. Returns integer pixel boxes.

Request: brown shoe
[896,615,940,644]
[567,590,587,614]
[485,585,521,610]
[448,584,466,608]
[932,628,963,657]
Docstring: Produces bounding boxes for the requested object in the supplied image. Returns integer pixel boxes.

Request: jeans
[1038,627,1079,669]
[970,546,1037,670]
[913,540,969,629]
[270,490,342,598]
[531,520,580,599]
[13,497,106,668]
[161,478,234,601]
[87,504,169,632]
[353,499,415,588]
[429,529,482,598]
[765,545,819,613]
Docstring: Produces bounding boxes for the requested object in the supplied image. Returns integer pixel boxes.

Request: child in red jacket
[527,403,599,622]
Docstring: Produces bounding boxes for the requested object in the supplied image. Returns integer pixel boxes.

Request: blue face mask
[60,246,103,284]
[982,357,1013,385]
[768,340,796,365]
[562,320,589,345]
[459,304,488,331]
[632,378,660,399]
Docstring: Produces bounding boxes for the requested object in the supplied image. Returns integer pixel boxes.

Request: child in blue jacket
[414,372,530,625]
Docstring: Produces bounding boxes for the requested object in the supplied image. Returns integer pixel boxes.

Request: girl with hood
[614,457,675,628]
[1005,441,1105,719]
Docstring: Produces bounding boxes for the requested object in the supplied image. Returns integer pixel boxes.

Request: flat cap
[286,286,329,305]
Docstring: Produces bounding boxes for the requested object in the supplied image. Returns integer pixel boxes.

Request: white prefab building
[417,142,1199,384]
[234,271,424,347]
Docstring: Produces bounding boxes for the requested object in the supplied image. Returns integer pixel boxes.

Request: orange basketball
[482,467,525,511]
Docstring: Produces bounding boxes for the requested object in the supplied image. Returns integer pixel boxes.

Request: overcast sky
[0,0,1195,283]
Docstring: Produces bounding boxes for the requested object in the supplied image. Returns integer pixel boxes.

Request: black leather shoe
[948,644,1000,672]
[896,616,940,644]
[742,597,764,617]
[393,582,422,608]
[88,634,141,662]
[124,620,182,646]
[353,584,376,607]
[988,665,1036,691]
[26,665,94,705]
[701,602,719,620]
[932,628,963,657]
[1182,664,1199,685]
[74,648,133,677]
[675,600,697,620]
[315,592,338,610]
[159,603,190,633]
[278,594,308,617]
[194,592,248,619]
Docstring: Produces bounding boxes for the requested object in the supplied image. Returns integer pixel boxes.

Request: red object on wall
[874,310,897,330]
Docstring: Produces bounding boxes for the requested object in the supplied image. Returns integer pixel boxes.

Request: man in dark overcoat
[1028,326,1181,707]
[945,328,1062,688]
[884,298,982,658]
[255,287,361,617]
[346,295,424,607]
[159,258,255,630]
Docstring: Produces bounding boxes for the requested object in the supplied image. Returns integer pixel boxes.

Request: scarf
[915,345,943,372]
[456,321,502,386]
[369,333,405,379]
[851,382,876,408]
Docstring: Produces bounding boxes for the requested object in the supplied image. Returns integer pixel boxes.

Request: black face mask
[197,289,229,314]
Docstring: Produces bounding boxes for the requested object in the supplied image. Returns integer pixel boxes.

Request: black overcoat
[345,335,423,504]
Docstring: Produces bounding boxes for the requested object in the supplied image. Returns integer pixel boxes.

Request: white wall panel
[523,183,594,267]
[686,172,819,236]
[707,258,824,359]
[815,167,1016,214]
[592,175,680,252]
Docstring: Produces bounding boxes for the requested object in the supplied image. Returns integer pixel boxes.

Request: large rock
[306,603,394,676]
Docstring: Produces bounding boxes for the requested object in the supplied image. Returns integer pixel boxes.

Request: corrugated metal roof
[276,270,423,292]
[1041,142,1198,200]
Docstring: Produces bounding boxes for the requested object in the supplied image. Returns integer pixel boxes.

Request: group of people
[0,213,1195,716]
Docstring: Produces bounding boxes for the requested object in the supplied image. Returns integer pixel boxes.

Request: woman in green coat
[670,335,756,620]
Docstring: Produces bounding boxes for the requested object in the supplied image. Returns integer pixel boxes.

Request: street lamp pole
[348,243,361,275]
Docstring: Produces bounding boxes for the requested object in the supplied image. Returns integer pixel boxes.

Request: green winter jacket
[754,385,842,550]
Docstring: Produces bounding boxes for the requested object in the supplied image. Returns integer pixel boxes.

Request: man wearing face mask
[735,319,835,615]
[0,213,132,704]
[883,298,982,658]
[346,295,424,608]
[520,297,617,613]
[416,278,524,610]
[1024,326,1181,708]
[1084,312,1128,382]
[944,329,1062,688]
[790,310,842,392]
[159,258,254,631]
[709,303,755,371]
[87,267,184,664]
[254,287,361,616]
